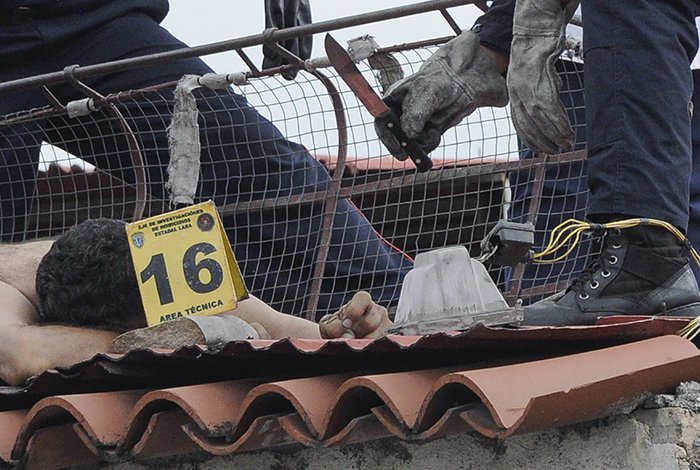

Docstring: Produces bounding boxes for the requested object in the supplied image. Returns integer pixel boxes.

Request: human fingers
[351,304,392,339]
[318,311,354,339]
[510,91,564,155]
[340,291,392,339]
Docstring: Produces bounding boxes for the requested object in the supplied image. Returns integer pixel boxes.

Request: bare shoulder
[0,239,55,304]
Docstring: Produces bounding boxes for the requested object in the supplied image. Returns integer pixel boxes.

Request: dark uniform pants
[477,0,700,291]
[0,10,412,318]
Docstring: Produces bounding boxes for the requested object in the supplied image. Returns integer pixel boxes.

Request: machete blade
[324,34,391,118]
[324,33,433,172]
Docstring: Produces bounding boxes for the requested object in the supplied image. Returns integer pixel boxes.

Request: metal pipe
[215,154,587,216]
[506,157,548,305]
[304,70,349,321]
[0,0,476,94]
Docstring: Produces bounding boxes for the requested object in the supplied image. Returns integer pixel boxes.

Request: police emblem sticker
[131,232,145,248]
[197,213,215,232]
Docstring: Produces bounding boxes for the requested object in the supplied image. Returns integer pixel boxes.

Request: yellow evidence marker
[126,200,248,326]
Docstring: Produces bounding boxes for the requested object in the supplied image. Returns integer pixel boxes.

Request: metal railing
[0,0,588,319]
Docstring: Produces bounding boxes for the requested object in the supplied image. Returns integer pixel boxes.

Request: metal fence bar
[303,70,350,320]
[0,0,477,94]
[506,157,548,304]
[217,151,588,216]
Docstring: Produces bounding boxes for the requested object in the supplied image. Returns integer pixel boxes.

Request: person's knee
[35,218,147,333]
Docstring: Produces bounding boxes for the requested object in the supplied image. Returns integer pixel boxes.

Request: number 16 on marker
[126,201,248,327]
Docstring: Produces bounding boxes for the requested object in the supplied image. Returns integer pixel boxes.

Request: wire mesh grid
[0,34,590,320]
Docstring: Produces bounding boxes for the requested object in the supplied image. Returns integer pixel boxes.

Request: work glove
[262,0,312,79]
[507,0,580,154]
[376,30,508,161]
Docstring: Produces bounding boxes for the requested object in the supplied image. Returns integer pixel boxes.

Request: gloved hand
[263,0,312,80]
[507,0,580,154]
[376,30,508,160]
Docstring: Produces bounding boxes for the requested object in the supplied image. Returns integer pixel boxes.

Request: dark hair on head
[35,218,147,333]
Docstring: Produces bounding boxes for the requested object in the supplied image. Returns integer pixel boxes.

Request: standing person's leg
[585,0,698,227]
[507,59,588,301]
[688,68,700,281]
[523,0,700,325]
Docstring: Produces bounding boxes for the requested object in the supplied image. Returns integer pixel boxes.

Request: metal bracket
[61,64,148,222]
[479,220,535,266]
[348,36,404,94]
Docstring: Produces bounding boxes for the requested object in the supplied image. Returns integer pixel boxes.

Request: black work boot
[521,225,700,326]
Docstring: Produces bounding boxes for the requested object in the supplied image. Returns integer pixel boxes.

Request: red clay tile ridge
[2,335,700,468]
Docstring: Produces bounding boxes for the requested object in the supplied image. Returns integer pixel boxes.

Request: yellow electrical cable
[531,218,700,340]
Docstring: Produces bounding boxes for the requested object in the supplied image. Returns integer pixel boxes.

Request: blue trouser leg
[583,0,700,231]
[0,13,412,317]
[0,125,40,242]
[511,63,700,292]
[507,59,589,297]
[688,69,700,280]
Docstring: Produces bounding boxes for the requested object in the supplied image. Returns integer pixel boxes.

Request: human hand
[318,291,392,339]
[507,0,579,154]
[375,30,508,161]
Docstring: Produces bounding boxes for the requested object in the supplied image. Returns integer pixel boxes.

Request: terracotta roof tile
[4,317,687,407]
[129,409,200,461]
[0,410,27,462]
[22,423,99,470]
[1,320,699,469]
[15,390,144,454]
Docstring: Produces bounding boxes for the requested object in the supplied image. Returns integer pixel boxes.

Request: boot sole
[658,302,700,318]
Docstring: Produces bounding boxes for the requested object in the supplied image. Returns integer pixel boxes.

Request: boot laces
[525,217,700,340]
[569,257,603,294]
[567,229,616,295]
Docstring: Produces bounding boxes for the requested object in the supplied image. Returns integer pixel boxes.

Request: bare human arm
[0,240,117,385]
[111,292,392,352]
[234,291,392,340]
[0,239,391,385]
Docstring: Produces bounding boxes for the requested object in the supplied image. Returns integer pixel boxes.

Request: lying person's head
[36,218,147,333]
